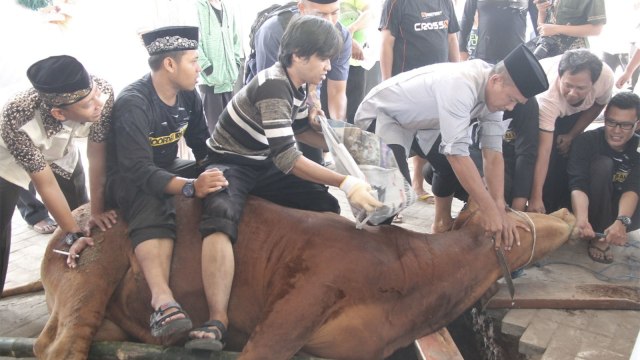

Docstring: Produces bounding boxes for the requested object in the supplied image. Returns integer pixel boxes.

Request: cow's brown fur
[34,197,575,359]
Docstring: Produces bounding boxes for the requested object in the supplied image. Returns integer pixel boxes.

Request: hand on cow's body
[340,175,383,212]
[195,168,228,198]
[86,210,118,232]
[501,213,529,251]
[527,197,546,214]
[604,221,627,246]
[67,236,94,269]
[478,204,505,248]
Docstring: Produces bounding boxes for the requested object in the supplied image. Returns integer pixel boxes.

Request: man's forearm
[327,79,347,121]
[482,149,507,208]
[555,23,603,38]
[571,189,590,223]
[380,30,394,80]
[618,191,639,219]
[568,103,605,138]
[531,131,553,200]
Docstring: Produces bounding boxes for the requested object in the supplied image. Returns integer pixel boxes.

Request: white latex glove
[339,176,383,212]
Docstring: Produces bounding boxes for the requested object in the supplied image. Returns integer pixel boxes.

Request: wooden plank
[486,282,640,310]
[414,328,463,360]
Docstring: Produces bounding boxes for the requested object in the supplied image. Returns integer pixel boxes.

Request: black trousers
[0,160,88,294]
[585,155,640,233]
[542,113,581,213]
[16,183,50,226]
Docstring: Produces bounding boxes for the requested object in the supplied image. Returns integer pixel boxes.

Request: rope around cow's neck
[457,206,537,268]
[508,209,537,268]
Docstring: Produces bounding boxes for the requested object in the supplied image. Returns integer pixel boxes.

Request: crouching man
[568,92,640,263]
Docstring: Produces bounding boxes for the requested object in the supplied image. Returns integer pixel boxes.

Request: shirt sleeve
[255,19,283,74]
[586,0,607,25]
[594,65,614,106]
[88,77,114,144]
[567,131,595,193]
[182,91,209,161]
[537,93,562,132]
[436,78,478,156]
[379,0,401,35]
[477,111,505,152]
[327,26,352,81]
[254,79,302,173]
[0,93,46,174]
[112,95,176,197]
[446,0,460,34]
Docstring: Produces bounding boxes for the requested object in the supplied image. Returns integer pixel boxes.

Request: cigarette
[53,249,79,258]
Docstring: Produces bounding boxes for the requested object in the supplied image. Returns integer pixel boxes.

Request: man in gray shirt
[355,45,548,249]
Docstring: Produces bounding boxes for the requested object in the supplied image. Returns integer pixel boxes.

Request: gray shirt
[354,60,504,157]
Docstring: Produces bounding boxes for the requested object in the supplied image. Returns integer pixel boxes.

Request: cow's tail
[1,280,43,298]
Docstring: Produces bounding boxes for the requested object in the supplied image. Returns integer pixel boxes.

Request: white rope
[509,209,537,268]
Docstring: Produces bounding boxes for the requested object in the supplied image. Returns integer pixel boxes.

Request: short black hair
[148,50,187,71]
[558,49,603,84]
[605,92,640,121]
[278,15,342,68]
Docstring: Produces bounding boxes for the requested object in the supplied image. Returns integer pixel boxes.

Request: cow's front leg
[238,283,344,360]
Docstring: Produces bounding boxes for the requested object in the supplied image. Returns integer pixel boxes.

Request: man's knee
[200,191,244,244]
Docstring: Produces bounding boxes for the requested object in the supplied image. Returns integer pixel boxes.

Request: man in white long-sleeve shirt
[355,44,548,249]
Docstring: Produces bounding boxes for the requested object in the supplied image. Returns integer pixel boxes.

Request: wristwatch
[616,215,632,228]
[64,232,84,246]
[182,180,195,198]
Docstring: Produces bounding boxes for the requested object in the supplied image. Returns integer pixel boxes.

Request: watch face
[619,216,632,226]
[182,181,195,198]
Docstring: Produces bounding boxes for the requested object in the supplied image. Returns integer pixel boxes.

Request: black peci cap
[142,26,199,56]
[503,44,549,98]
[27,55,92,107]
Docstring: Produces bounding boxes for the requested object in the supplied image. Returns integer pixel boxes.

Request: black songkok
[142,26,199,56]
[503,44,549,98]
[27,55,92,107]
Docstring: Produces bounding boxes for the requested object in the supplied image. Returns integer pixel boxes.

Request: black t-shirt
[107,74,209,197]
[379,0,460,75]
[568,127,640,197]
[459,0,533,64]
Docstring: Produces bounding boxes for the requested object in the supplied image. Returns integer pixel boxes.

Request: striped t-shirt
[207,62,310,173]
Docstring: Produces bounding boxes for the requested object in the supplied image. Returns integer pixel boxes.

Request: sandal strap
[150,301,187,328]
[196,320,227,340]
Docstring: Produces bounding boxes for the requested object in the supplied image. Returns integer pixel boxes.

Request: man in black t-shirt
[568,92,640,264]
[107,26,228,340]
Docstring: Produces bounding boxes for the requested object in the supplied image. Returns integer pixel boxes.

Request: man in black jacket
[568,92,640,264]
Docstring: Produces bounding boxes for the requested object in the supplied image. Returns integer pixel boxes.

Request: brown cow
[34,196,576,359]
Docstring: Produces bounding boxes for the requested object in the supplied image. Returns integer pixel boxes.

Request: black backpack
[244,1,297,84]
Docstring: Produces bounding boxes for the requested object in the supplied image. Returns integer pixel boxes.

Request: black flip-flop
[588,241,613,264]
[185,320,227,351]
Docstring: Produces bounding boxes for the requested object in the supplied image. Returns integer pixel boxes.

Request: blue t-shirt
[247,12,352,84]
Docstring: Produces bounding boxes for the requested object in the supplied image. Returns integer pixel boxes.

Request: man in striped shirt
[185,16,382,350]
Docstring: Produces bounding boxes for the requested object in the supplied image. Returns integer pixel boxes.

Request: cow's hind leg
[238,284,345,360]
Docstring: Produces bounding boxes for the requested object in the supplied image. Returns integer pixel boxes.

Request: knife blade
[495,246,515,301]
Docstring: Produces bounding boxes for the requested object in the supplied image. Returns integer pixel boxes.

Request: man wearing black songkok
[0,55,116,293]
[105,26,227,341]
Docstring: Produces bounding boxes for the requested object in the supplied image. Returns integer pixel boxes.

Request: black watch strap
[64,232,84,246]
[616,216,632,228]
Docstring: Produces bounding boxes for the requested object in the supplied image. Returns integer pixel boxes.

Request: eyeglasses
[604,118,638,130]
